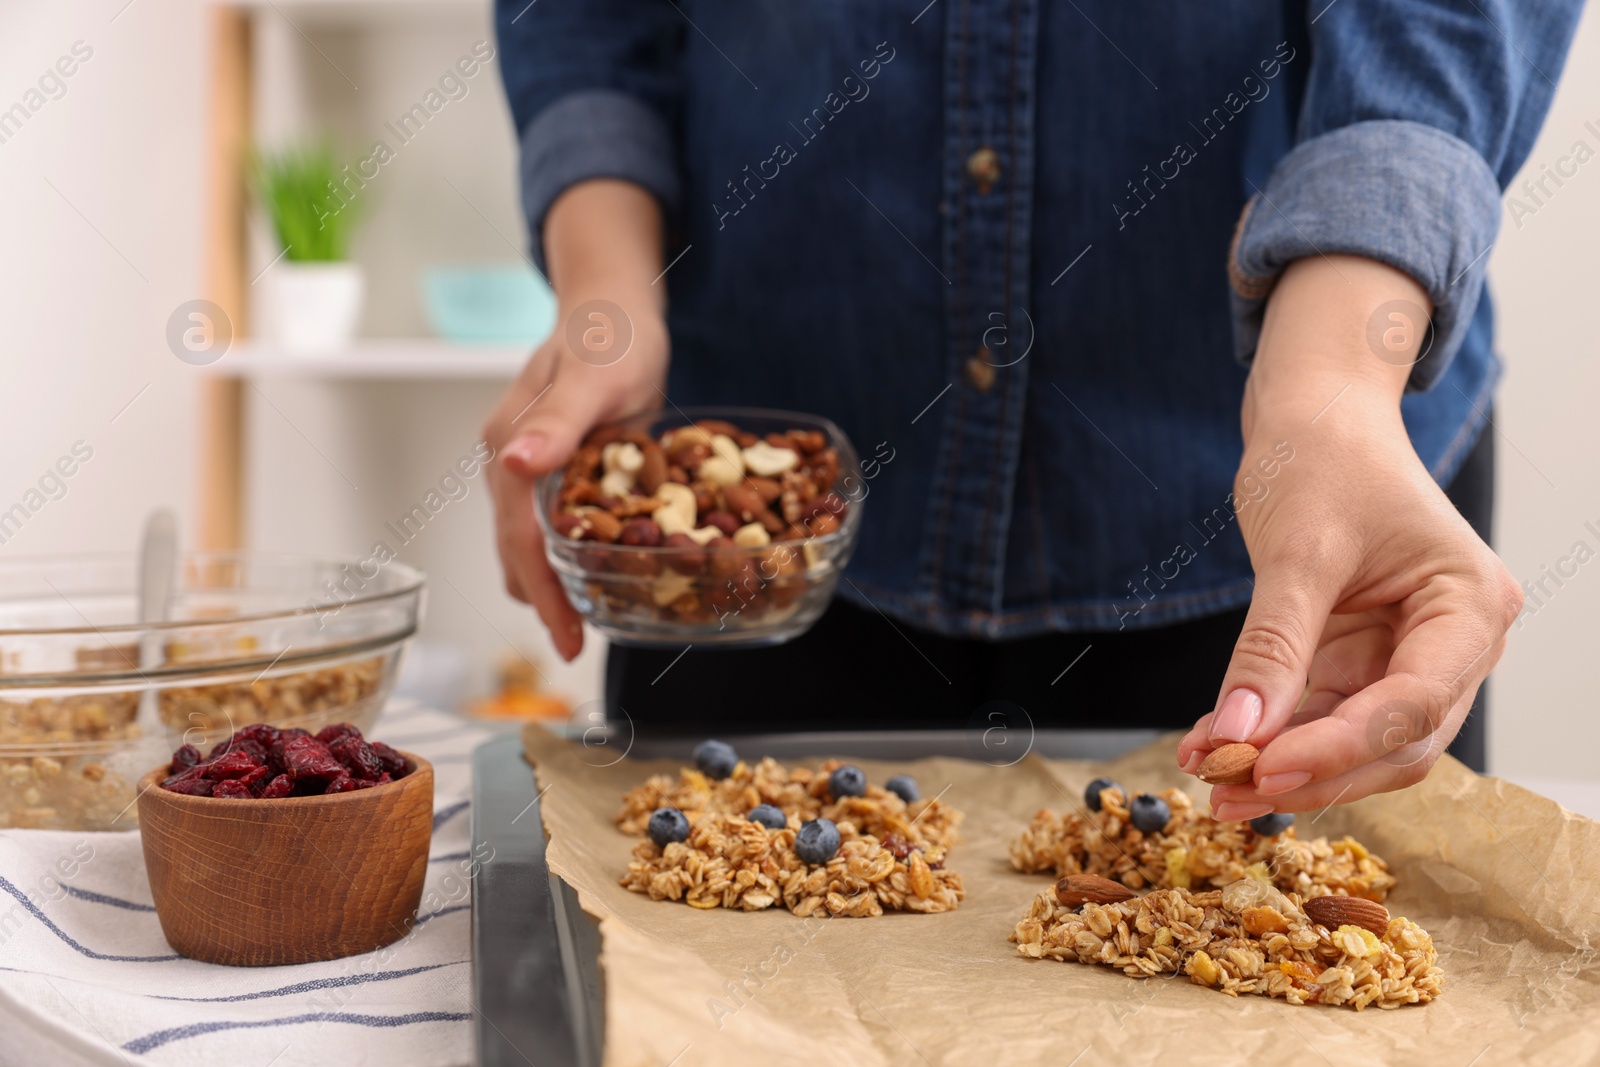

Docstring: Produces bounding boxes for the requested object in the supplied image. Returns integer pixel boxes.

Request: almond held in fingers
[1304,894,1391,937]
[1196,742,1260,785]
[1055,874,1137,908]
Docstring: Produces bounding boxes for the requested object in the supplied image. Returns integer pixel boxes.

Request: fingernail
[1212,802,1274,822]
[1209,688,1263,743]
[504,433,548,469]
[1256,771,1312,796]
[1180,751,1202,774]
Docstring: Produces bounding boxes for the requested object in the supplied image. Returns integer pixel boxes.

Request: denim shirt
[496,0,1581,638]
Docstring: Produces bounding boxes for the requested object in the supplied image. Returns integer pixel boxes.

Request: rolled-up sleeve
[495,0,684,276]
[1229,0,1584,389]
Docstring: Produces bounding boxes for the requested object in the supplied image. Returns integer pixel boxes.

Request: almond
[1054,874,1137,909]
[1303,894,1390,937]
[1195,742,1259,785]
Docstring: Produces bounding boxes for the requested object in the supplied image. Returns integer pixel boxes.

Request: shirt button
[966,146,1001,194]
[965,350,996,392]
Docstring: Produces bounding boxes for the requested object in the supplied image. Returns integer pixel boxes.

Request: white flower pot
[268,262,365,354]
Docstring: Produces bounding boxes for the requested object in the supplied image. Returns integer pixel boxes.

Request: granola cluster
[1009,786,1396,901]
[617,757,961,851]
[1012,877,1441,1011]
[622,812,963,917]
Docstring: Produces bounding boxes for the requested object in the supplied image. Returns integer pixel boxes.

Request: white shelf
[212,339,528,380]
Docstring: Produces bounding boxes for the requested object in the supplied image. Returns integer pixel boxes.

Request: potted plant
[253,144,365,354]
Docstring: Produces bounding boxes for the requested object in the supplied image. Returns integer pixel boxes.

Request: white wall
[0,0,1595,770]
[1486,3,1600,780]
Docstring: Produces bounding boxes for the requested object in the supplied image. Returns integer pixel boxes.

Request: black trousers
[609,425,1495,771]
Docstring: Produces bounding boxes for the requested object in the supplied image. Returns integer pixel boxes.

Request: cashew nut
[602,442,645,474]
[732,522,771,547]
[742,441,800,477]
[652,482,698,536]
[698,455,743,487]
[599,469,635,498]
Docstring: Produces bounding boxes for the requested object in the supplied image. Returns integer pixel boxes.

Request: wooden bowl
[136,753,433,966]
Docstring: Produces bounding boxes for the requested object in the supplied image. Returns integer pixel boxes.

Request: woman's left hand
[1175,255,1524,816]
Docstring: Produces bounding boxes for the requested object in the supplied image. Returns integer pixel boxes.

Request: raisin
[170,744,202,773]
[315,722,363,746]
[280,736,345,781]
[212,779,253,799]
[257,774,293,799]
[203,749,265,781]
[369,741,407,777]
[329,736,383,781]
[880,833,914,860]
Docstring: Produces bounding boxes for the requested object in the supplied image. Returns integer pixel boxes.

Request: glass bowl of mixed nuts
[537,407,864,647]
[0,553,422,830]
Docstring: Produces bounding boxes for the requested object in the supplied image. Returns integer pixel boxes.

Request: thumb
[501,365,612,478]
[1209,570,1336,747]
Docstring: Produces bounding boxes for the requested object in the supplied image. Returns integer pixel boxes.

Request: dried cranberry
[161,770,215,797]
[329,736,383,781]
[315,722,363,745]
[368,742,407,777]
[203,749,265,780]
[280,736,345,782]
[212,779,253,799]
[169,744,202,773]
[374,772,393,785]
[234,764,270,789]
[236,723,280,747]
[325,775,375,793]
[257,774,293,799]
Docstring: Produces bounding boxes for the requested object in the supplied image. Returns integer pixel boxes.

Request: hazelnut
[662,532,706,575]
[708,541,744,581]
[619,518,663,547]
[703,510,741,538]
[612,549,661,578]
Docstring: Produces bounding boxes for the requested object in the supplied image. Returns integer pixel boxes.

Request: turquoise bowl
[422,266,556,345]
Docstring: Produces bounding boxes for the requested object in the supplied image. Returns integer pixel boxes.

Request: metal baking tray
[469,729,1159,1066]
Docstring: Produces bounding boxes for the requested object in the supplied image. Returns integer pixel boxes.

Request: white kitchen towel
[0,702,498,1067]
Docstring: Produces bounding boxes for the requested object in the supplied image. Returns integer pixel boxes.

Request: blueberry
[647,807,690,848]
[1128,793,1171,834]
[794,818,842,865]
[747,803,787,830]
[1084,777,1121,813]
[693,740,738,780]
[828,765,867,799]
[884,774,920,804]
[1249,812,1295,836]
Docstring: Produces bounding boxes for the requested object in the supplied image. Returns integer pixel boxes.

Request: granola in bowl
[1009,785,1396,901]
[1012,875,1441,1010]
[622,812,963,917]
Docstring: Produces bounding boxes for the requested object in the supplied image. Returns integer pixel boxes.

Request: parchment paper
[523,727,1600,1066]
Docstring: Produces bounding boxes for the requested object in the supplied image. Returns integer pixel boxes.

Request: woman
[484,1,1582,816]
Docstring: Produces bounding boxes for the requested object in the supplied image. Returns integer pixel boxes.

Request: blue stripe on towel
[432,800,470,830]
[61,885,158,912]
[0,877,179,963]
[123,1011,474,1054]
[151,962,465,1003]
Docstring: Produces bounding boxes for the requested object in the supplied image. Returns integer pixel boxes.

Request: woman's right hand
[481,181,667,661]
